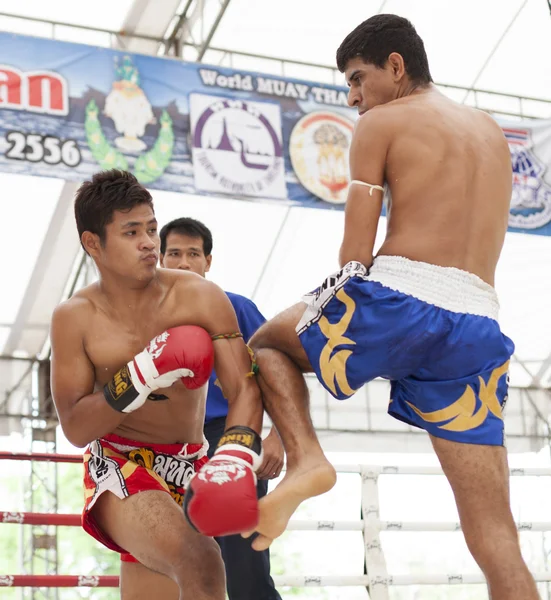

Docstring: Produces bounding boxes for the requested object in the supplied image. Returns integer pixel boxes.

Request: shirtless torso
[51,186,263,449]
[58,269,219,444]
[341,67,512,286]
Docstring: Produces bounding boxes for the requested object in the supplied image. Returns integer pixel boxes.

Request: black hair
[336,14,433,84]
[74,169,153,247]
[159,217,213,256]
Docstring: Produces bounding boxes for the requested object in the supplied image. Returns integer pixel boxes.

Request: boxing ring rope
[0,451,83,463]
[6,510,551,533]
[2,453,551,595]
[0,575,119,588]
[3,451,551,475]
[4,573,551,589]
[1,512,80,527]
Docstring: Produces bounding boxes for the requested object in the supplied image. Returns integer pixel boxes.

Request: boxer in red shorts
[50,169,264,600]
[82,433,209,563]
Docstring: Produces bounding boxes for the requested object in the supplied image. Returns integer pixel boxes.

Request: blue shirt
[205,291,266,422]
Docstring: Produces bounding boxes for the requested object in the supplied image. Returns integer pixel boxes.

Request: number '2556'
[5,131,81,167]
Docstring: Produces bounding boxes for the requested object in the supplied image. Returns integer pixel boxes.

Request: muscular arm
[190,280,263,434]
[339,110,390,268]
[50,301,126,448]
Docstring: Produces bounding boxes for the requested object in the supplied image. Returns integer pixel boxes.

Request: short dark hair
[74,169,153,245]
[159,217,213,256]
[336,14,433,84]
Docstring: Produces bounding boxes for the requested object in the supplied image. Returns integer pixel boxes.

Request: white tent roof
[211,0,551,99]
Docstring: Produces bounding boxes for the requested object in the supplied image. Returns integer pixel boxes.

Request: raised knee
[249,326,269,351]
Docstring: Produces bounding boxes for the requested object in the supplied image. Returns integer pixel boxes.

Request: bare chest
[84,311,177,386]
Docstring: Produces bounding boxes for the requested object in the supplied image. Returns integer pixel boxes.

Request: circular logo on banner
[505,127,551,229]
[192,97,285,198]
[290,111,355,204]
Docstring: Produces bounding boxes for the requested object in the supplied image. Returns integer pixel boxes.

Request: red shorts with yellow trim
[82,433,208,563]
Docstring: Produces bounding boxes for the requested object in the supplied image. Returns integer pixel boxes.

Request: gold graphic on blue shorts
[318,288,357,397]
[406,361,509,432]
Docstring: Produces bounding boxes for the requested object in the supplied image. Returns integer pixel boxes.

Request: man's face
[344,56,399,114]
[161,232,211,277]
[94,203,160,281]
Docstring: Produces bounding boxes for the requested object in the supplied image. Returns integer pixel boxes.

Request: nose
[139,234,155,251]
[347,87,360,108]
[177,260,190,271]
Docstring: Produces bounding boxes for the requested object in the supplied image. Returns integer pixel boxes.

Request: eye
[125,231,136,236]
[190,252,200,257]
[148,228,158,235]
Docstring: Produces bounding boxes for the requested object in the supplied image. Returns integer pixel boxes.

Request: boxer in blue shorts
[243,15,539,600]
[296,257,512,446]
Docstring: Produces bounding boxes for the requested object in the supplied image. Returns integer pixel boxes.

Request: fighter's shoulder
[51,286,97,331]
[356,104,396,127]
[353,104,399,142]
[162,268,224,301]
[161,267,205,290]
[463,106,509,149]
[471,107,506,135]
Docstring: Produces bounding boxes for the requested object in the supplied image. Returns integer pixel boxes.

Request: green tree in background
[1,463,119,600]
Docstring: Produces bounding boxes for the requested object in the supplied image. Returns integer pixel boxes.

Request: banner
[0,33,550,235]
[0,32,355,210]
[498,119,551,235]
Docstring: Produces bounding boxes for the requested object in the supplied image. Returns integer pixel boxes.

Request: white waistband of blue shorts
[366,256,500,320]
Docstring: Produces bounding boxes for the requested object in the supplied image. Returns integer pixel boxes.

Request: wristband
[102,364,143,413]
[216,425,262,455]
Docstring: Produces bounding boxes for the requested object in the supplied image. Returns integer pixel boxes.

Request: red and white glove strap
[132,347,195,390]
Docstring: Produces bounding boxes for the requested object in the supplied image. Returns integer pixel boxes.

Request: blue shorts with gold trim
[296,257,514,446]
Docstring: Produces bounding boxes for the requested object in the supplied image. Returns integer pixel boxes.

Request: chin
[135,266,158,282]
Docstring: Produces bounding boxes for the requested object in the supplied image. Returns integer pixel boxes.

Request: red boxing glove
[103,325,214,413]
[184,426,263,537]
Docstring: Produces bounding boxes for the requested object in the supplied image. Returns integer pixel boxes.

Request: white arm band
[350,180,385,196]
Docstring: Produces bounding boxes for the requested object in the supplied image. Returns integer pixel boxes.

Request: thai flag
[504,128,541,180]
[502,128,528,147]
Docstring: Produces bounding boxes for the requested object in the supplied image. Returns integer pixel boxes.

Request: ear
[160,253,165,267]
[81,231,101,258]
[205,254,213,273]
[388,52,406,81]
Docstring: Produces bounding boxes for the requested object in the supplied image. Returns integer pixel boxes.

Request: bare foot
[243,459,337,550]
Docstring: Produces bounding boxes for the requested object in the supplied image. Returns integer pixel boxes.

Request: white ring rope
[330,464,551,476]
[277,464,551,595]
[286,519,551,532]
[272,573,551,587]
[2,463,549,590]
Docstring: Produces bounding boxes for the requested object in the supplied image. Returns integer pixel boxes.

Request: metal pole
[0,11,165,43]
[251,205,293,301]
[164,0,194,55]
[460,0,529,103]
[197,0,233,61]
